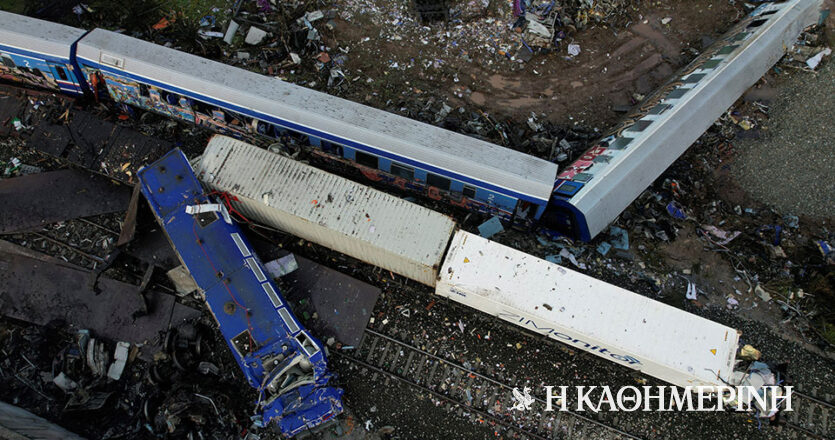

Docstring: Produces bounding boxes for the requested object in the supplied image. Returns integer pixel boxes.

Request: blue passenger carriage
[74,29,558,227]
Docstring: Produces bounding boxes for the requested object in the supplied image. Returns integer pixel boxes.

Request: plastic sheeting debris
[245,26,268,45]
[596,242,611,256]
[805,47,831,69]
[107,342,131,380]
[477,216,504,238]
[264,254,299,278]
[701,225,741,245]
[685,281,698,300]
[608,226,629,250]
[185,203,232,224]
[783,214,799,229]
[666,201,687,219]
[739,344,761,361]
[52,372,79,392]
[754,284,772,302]
[817,240,834,264]
[223,20,239,44]
[559,248,586,269]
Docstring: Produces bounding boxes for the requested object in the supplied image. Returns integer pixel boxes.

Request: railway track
[6,213,176,294]
[786,391,835,439]
[13,213,122,269]
[335,327,643,440]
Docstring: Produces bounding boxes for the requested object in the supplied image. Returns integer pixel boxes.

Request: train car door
[47,62,79,94]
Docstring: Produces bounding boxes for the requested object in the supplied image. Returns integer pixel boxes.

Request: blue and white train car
[545,0,822,241]
[137,149,343,437]
[74,29,558,226]
[0,10,86,95]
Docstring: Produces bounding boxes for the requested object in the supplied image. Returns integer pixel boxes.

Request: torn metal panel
[281,255,380,347]
[0,400,87,440]
[0,241,200,352]
[64,111,112,169]
[166,265,198,296]
[116,184,141,246]
[27,110,172,183]
[0,169,131,234]
[124,228,181,270]
[27,123,70,157]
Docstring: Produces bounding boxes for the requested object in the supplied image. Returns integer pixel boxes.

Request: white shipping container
[196,136,456,285]
[436,231,740,389]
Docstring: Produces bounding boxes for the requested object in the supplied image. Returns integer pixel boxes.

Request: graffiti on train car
[444,286,643,367]
[496,310,644,366]
[555,6,779,188]
[0,51,65,91]
[308,149,534,226]
[80,67,253,139]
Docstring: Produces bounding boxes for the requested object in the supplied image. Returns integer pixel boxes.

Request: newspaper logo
[511,387,535,411]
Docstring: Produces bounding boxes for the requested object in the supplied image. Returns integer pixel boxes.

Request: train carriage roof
[76,28,558,202]
[0,11,87,60]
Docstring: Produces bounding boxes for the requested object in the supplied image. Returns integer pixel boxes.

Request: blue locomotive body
[137,149,343,437]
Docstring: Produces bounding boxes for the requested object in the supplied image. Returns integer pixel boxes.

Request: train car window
[296,332,320,358]
[32,68,44,79]
[626,119,652,132]
[609,137,633,150]
[355,151,378,169]
[139,84,150,97]
[212,109,227,122]
[574,173,593,182]
[390,162,414,180]
[516,201,538,219]
[717,45,739,55]
[192,100,212,115]
[683,73,706,84]
[666,88,688,99]
[256,120,270,135]
[1,56,15,68]
[322,141,343,156]
[647,104,671,115]
[462,185,476,198]
[747,18,768,28]
[165,92,181,106]
[54,66,68,81]
[426,173,451,191]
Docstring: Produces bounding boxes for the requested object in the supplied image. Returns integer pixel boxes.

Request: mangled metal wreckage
[136,149,343,437]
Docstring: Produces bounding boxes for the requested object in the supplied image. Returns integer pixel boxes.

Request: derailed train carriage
[137,149,343,437]
[0,0,823,242]
[0,12,87,94]
[196,135,788,416]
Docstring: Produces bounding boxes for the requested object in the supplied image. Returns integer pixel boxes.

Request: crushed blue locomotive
[137,149,343,437]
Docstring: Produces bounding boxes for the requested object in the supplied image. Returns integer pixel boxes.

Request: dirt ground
[331,0,744,129]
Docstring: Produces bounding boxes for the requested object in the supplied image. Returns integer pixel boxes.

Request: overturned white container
[436,230,741,389]
[196,136,456,285]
